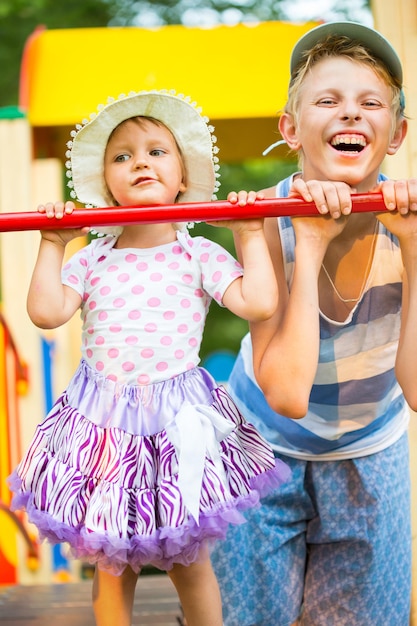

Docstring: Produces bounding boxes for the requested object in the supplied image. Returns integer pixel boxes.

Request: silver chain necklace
[321,221,378,304]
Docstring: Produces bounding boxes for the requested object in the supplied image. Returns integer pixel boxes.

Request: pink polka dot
[194,289,204,298]
[212,271,222,282]
[96,361,104,371]
[156,362,169,371]
[131,285,144,295]
[125,253,137,263]
[148,297,161,307]
[216,254,227,262]
[166,285,178,295]
[87,326,94,334]
[91,276,100,286]
[175,349,184,359]
[98,311,108,321]
[172,245,182,255]
[178,324,188,334]
[202,241,211,248]
[138,373,150,384]
[100,286,111,296]
[141,348,154,358]
[200,253,209,263]
[80,257,88,266]
[86,348,93,358]
[107,374,118,382]
[118,273,130,282]
[155,253,166,262]
[193,312,202,322]
[150,273,163,282]
[113,298,126,308]
[86,270,93,280]
[126,335,138,345]
[186,362,195,370]
[136,262,148,271]
[232,270,242,277]
[122,361,135,372]
[109,323,122,332]
[67,275,79,285]
[107,265,118,272]
[189,337,198,347]
[168,262,180,270]
[184,252,192,261]
[161,336,172,346]
[180,299,191,308]
[89,300,97,310]
[214,291,222,301]
[95,336,105,345]
[128,310,141,320]
[145,323,157,333]
[182,274,193,284]
[108,348,119,358]
[163,311,175,320]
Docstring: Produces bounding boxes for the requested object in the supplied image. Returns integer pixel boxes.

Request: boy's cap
[290,21,403,84]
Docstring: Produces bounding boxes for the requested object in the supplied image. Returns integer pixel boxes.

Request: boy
[212,21,417,626]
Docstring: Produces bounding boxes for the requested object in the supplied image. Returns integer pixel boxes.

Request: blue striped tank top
[228,175,410,460]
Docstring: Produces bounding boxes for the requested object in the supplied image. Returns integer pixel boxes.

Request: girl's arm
[221,218,278,322]
[27,202,87,329]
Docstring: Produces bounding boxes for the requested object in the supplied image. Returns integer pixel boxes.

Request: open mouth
[330,134,366,153]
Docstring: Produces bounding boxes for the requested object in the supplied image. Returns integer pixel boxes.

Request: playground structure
[0,4,416,621]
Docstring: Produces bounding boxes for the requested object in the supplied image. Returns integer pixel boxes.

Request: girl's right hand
[38,201,90,245]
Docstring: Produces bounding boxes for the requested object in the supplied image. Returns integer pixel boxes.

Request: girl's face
[104,118,187,207]
[279,56,406,193]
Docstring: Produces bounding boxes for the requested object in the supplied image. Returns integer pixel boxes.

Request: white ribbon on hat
[165,402,234,524]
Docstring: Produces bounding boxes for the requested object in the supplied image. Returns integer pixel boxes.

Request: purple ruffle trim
[9,461,288,576]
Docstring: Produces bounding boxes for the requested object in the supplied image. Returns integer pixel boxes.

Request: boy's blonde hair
[286,34,404,122]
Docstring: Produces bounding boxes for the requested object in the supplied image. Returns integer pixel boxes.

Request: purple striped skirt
[9,361,290,575]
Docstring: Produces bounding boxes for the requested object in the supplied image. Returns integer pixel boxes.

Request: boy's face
[104,118,187,206]
[281,56,405,192]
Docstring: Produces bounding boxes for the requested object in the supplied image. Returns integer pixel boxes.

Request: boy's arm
[249,216,325,418]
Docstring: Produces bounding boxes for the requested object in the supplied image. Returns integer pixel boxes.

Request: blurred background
[1,4,416,624]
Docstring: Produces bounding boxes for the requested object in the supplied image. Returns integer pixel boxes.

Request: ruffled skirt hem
[9,365,290,575]
[9,464,286,575]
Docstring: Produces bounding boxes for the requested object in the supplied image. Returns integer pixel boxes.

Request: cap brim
[290,21,403,84]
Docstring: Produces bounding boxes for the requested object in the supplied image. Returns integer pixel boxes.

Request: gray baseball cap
[290,21,403,84]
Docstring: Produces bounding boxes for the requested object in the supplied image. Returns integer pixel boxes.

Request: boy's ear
[278,113,301,151]
[387,118,408,155]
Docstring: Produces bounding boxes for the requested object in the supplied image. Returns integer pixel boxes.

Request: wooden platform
[0,574,182,625]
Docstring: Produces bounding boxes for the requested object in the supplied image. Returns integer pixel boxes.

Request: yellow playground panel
[0,15,415,622]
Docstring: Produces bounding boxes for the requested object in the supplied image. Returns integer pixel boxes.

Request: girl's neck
[114,223,178,249]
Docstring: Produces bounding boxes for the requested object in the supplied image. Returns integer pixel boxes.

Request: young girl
[8,90,290,626]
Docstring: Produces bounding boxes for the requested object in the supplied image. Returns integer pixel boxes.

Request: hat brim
[70,91,216,208]
[290,21,403,84]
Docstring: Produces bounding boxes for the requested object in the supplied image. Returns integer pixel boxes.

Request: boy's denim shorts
[211,433,411,626]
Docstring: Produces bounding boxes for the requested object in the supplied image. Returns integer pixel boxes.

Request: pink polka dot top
[62,231,243,385]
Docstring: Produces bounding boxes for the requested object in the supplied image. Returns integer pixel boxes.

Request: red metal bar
[0,194,385,232]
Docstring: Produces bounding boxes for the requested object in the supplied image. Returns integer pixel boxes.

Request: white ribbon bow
[165,402,234,524]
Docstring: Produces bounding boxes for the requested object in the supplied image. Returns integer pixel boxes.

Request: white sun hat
[66,89,220,209]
